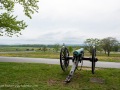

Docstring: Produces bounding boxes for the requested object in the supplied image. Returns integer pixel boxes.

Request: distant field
[0,47,41,52]
[0,51,59,59]
[0,62,120,90]
[0,46,120,62]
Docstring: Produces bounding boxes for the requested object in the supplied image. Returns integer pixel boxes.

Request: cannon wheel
[60,47,69,72]
[92,47,96,74]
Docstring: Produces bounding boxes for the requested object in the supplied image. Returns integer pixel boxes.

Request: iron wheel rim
[60,47,69,71]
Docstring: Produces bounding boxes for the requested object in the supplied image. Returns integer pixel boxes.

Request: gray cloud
[0,0,120,44]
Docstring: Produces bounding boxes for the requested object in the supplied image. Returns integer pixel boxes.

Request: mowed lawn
[0,62,120,90]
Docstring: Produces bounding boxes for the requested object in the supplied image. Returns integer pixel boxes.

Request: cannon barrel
[73,48,84,56]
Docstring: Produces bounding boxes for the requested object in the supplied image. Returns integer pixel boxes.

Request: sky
[0,0,120,45]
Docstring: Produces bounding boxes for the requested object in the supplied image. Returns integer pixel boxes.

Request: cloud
[0,0,120,44]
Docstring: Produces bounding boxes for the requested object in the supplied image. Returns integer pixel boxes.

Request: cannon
[60,44,98,83]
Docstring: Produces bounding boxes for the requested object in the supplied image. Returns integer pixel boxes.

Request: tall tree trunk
[105,50,106,54]
[108,51,110,56]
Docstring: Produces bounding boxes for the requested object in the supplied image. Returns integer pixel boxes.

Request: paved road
[0,56,120,68]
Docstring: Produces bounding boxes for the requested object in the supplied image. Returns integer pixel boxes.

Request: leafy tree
[84,38,100,54]
[112,42,120,52]
[54,44,60,52]
[0,0,39,36]
[119,43,120,52]
[42,45,47,52]
[68,46,73,53]
[101,37,118,56]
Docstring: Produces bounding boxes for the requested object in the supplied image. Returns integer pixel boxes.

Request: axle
[66,56,98,62]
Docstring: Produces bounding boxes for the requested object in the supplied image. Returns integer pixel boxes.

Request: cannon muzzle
[73,48,84,56]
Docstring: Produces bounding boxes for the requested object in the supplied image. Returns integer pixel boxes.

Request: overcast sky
[0,0,120,45]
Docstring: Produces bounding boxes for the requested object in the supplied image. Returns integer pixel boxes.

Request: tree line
[84,37,120,56]
[55,37,120,57]
[0,37,119,57]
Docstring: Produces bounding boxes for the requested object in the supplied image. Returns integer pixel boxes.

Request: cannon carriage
[60,44,98,83]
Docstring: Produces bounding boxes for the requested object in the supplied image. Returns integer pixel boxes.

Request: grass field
[0,62,120,90]
[0,51,59,59]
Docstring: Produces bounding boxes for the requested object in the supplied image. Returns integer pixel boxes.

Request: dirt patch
[82,67,91,70]
[80,67,101,70]
[90,77,105,84]
[47,79,58,86]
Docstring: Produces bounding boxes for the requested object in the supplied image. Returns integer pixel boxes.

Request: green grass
[0,62,120,90]
[0,51,59,59]
[0,46,41,52]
